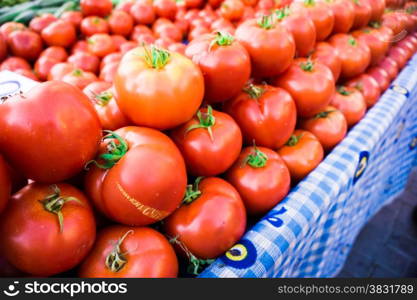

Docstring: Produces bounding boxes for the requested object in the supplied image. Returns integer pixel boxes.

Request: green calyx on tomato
[105,230,133,273]
[369,21,381,29]
[337,86,352,96]
[243,144,268,168]
[257,14,276,30]
[169,236,215,275]
[314,110,336,119]
[275,8,290,21]
[243,83,265,100]
[72,69,84,77]
[186,106,216,141]
[40,184,82,233]
[94,91,112,106]
[300,60,315,72]
[362,28,372,34]
[85,130,129,170]
[183,177,203,205]
[354,82,364,92]
[348,37,357,47]
[210,31,234,50]
[143,45,170,69]
[351,0,360,5]
[304,0,316,6]
[286,134,303,147]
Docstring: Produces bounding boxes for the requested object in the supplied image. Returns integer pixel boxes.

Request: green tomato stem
[105,230,133,273]
[186,106,216,142]
[183,177,204,205]
[143,45,170,69]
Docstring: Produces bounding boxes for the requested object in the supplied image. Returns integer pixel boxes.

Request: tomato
[345,73,381,108]
[185,32,250,103]
[235,15,295,78]
[41,20,76,48]
[0,35,6,62]
[0,22,26,42]
[108,10,134,37]
[114,46,204,130]
[220,0,244,21]
[397,38,415,56]
[211,18,234,33]
[35,56,59,81]
[388,46,409,68]
[81,17,109,37]
[273,58,335,118]
[290,0,334,41]
[154,22,183,42]
[327,0,355,34]
[366,66,390,92]
[116,0,135,12]
[188,26,210,41]
[29,13,57,33]
[87,33,116,58]
[226,146,290,215]
[278,8,317,57]
[382,12,405,36]
[100,52,122,70]
[330,86,367,127]
[329,34,371,79]
[81,0,113,17]
[257,0,274,9]
[48,62,75,80]
[185,0,204,8]
[377,56,399,80]
[224,84,296,148]
[84,127,187,226]
[83,82,129,130]
[7,30,42,62]
[164,177,246,261]
[154,0,177,20]
[352,27,387,66]
[0,183,96,276]
[300,106,347,151]
[311,42,342,81]
[79,226,177,278]
[111,35,127,51]
[100,61,119,82]
[368,0,385,21]
[61,11,83,29]
[0,81,101,182]
[13,69,38,81]
[62,69,97,90]
[68,51,100,74]
[168,42,187,54]
[351,0,372,29]
[40,46,68,61]
[277,129,324,181]
[120,41,139,54]
[0,56,31,71]
[72,40,89,53]
[131,24,153,40]
[0,155,11,214]
[130,2,156,25]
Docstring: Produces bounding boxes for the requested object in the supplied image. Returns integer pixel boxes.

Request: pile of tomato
[0,0,417,278]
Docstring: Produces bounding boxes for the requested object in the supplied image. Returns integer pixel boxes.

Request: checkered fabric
[199,56,417,278]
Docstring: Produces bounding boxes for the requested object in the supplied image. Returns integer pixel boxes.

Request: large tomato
[35,56,59,81]
[29,13,57,33]
[0,22,26,42]
[114,46,204,130]
[164,177,246,261]
[388,46,409,69]
[87,33,116,58]
[185,32,250,103]
[61,11,83,29]
[273,58,335,118]
[377,56,399,80]
[220,0,244,21]
[68,51,100,74]
[224,84,296,148]
[278,7,317,57]
[277,129,324,181]
[330,86,367,127]
[311,42,342,81]
[300,106,347,151]
[81,0,113,17]
[61,69,97,90]
[108,10,134,37]
[290,0,335,41]
[352,27,387,66]
[368,0,385,21]
[130,2,156,25]
[235,15,295,78]
[345,73,381,108]
[79,226,178,278]
[366,66,390,92]
[328,0,354,34]
[84,127,187,226]
[170,106,242,176]
[329,34,371,79]
[351,0,372,29]
[154,0,178,20]
[0,183,96,276]
[0,155,11,214]
[80,17,109,37]
[8,30,43,61]
[226,146,290,215]
[41,20,76,48]
[0,81,101,183]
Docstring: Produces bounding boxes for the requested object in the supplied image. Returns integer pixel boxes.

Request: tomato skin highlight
[345,73,381,108]
[330,86,367,127]
[79,226,178,278]
[311,42,342,81]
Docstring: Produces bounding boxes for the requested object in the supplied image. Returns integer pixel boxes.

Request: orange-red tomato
[41,20,76,48]
[352,27,388,66]
[366,66,390,92]
[81,0,113,17]
[88,33,116,58]
[40,46,68,61]
[29,13,57,33]
[80,16,109,37]
[300,106,347,151]
[68,51,100,74]
[220,0,245,21]
[154,0,178,20]
[71,40,89,53]
[277,129,324,181]
[7,30,43,61]
[0,22,25,42]
[328,0,355,34]
[351,0,372,29]
[62,69,97,90]
[35,56,59,81]
[0,56,31,71]
[108,10,134,37]
[368,0,385,22]
[226,146,291,215]
[99,61,119,82]
[377,56,399,80]
[130,2,156,25]
[61,11,83,29]
[345,73,381,108]
[0,35,6,62]
[48,62,75,80]
[330,86,367,127]
[311,42,342,81]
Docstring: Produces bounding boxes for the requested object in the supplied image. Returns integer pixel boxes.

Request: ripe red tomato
[0,81,101,182]
[220,0,245,21]
[108,10,134,37]
[41,20,76,48]
[388,46,409,69]
[71,40,89,53]
[68,51,100,74]
[352,27,387,66]
[48,62,75,80]
[0,155,11,214]
[329,34,371,79]
[0,56,30,71]
[211,18,234,33]
[81,17,109,37]
[278,8,317,57]
[328,0,354,34]
[34,56,59,81]
[300,106,347,151]
[116,0,135,12]
[235,15,295,78]
[226,146,290,215]
[345,73,381,108]
[79,226,178,278]
[377,56,399,80]
[154,0,177,20]
[40,46,68,61]
[130,2,156,25]
[100,61,119,82]
[185,32,250,103]
[188,26,210,41]
[87,33,116,58]
[170,106,242,176]
[29,13,57,33]
[0,35,6,61]
[168,42,187,54]
[277,129,324,181]
[224,84,296,149]
[7,30,43,61]
[153,22,183,42]
[111,35,127,51]
[382,12,405,36]
[366,66,390,92]
[273,58,335,118]
[81,0,113,17]
[368,0,385,21]
[100,52,122,70]
[84,126,187,226]
[330,86,367,126]
[114,46,204,130]
[351,0,372,29]
[0,22,26,42]
[0,183,96,276]
[62,69,97,90]
[61,11,83,29]
[290,0,335,41]
[83,82,129,130]
[311,42,342,81]
[164,177,246,260]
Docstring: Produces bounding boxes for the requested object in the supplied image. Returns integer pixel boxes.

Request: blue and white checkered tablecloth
[199,56,417,278]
